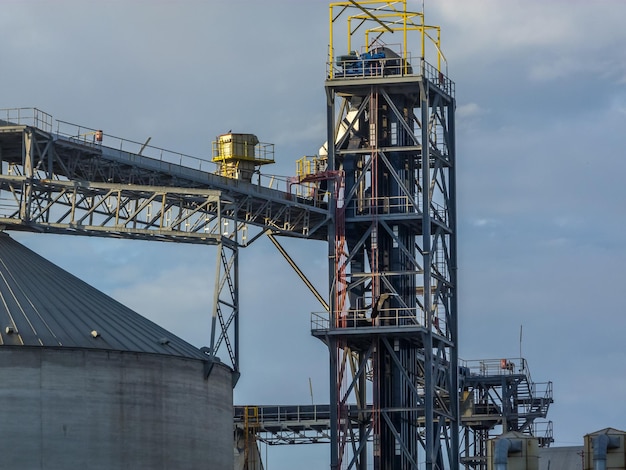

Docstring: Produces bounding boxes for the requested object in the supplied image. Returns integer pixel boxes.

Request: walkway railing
[0,107,53,132]
[328,55,455,97]
[0,107,327,209]
[311,308,426,330]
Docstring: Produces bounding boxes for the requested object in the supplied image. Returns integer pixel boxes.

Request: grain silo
[0,232,233,469]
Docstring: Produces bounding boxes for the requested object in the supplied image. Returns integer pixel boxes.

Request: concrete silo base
[0,347,233,470]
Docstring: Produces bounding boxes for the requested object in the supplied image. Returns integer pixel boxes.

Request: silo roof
[0,232,208,360]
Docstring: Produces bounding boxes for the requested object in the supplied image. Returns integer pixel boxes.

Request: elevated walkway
[0,108,330,241]
[233,404,365,445]
[461,358,553,440]
[236,358,553,469]
[0,108,332,375]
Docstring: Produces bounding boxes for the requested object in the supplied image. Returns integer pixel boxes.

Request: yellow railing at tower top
[327,0,447,80]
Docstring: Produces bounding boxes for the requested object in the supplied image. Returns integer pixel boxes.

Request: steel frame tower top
[327,1,448,81]
[312,2,458,469]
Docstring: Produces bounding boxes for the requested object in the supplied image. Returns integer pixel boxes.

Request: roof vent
[158,337,171,345]
[90,330,100,338]
[5,326,15,335]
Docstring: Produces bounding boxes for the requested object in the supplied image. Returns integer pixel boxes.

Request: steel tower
[312,2,458,468]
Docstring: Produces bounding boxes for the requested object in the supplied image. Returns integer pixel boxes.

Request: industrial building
[0,233,233,469]
[0,1,622,469]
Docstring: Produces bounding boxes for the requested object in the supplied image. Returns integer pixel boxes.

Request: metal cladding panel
[0,232,206,359]
[0,348,233,469]
[538,446,583,470]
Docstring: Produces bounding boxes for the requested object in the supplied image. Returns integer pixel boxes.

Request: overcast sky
[2,0,626,468]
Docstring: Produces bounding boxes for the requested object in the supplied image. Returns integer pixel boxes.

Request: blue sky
[2,0,626,468]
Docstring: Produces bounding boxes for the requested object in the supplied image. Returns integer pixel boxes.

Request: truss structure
[0,109,329,379]
[0,2,554,465]
[311,3,458,468]
[459,359,554,469]
[236,358,555,464]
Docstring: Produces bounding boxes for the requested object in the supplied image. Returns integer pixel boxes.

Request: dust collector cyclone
[0,233,233,469]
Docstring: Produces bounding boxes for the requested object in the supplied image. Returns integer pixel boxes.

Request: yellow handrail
[328,0,446,79]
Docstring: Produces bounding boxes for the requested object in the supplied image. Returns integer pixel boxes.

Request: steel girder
[0,120,330,241]
[315,71,458,470]
[459,359,554,470]
[0,124,227,241]
[210,239,240,384]
[0,121,268,378]
[236,358,554,464]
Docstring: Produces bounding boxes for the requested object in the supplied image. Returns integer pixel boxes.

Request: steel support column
[210,236,240,385]
[315,59,458,469]
[318,10,460,466]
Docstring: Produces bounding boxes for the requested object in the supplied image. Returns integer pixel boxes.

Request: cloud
[528,57,583,82]
[111,264,214,349]
[457,102,487,119]
[5,1,626,467]
[611,93,626,115]
[432,1,626,66]
[471,217,497,227]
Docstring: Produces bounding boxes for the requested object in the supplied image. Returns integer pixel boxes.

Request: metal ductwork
[488,432,539,470]
[494,438,523,470]
[584,428,626,470]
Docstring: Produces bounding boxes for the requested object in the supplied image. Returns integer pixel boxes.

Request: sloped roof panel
[0,233,207,360]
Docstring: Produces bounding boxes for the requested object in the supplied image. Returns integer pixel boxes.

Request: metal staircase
[459,358,554,469]
[235,358,553,469]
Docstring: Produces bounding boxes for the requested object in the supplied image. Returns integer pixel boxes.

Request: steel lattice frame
[0,121,248,377]
[312,3,459,467]
[459,359,554,470]
[314,67,458,469]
